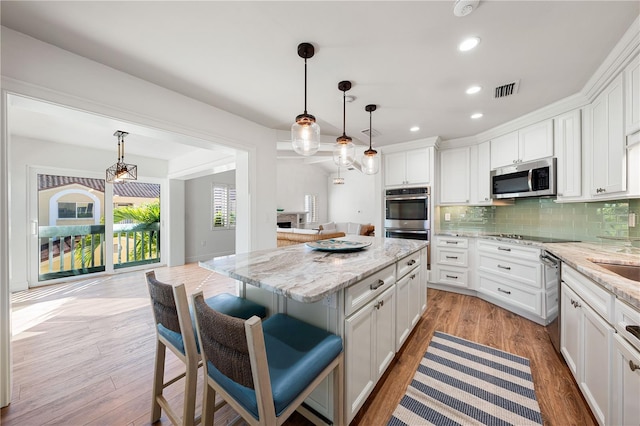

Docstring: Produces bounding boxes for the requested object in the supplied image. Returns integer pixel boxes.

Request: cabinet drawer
[437,249,468,267]
[435,266,469,288]
[478,254,542,288]
[396,251,421,280]
[615,298,640,352]
[477,239,540,261]
[345,265,396,317]
[436,236,468,249]
[562,265,614,322]
[478,274,542,316]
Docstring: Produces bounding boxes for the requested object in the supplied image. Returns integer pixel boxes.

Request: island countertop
[199,235,428,304]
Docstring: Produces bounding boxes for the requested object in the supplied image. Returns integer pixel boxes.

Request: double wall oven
[384,187,430,262]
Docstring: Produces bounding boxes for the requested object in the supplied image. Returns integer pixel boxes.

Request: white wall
[276,160,329,225]
[185,170,236,262]
[328,167,378,225]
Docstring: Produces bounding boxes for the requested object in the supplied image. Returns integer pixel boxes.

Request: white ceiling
[2,1,638,168]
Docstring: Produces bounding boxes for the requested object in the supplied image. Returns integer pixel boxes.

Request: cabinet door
[395,273,411,350]
[405,148,431,185]
[375,287,396,378]
[581,301,613,426]
[384,152,407,186]
[561,283,581,380]
[440,147,470,204]
[475,141,492,204]
[345,304,375,420]
[408,267,422,327]
[519,120,554,163]
[625,54,640,135]
[555,110,582,198]
[612,334,640,426]
[591,73,626,196]
[490,131,519,168]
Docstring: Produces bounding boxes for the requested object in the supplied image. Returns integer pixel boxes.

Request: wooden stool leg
[151,340,166,423]
[182,359,198,426]
[333,353,345,426]
[201,378,216,426]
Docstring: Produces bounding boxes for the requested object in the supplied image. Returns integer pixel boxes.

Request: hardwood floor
[2,264,595,425]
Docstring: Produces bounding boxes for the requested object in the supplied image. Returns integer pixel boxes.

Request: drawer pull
[445,241,459,244]
[370,279,384,291]
[498,287,511,295]
[497,247,512,252]
[625,325,640,340]
[445,256,459,260]
[497,264,511,271]
[446,275,458,279]
[630,360,640,372]
[407,259,416,266]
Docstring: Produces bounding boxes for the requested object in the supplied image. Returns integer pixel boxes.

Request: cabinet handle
[445,256,459,259]
[596,187,607,194]
[445,241,459,244]
[407,259,416,266]
[375,300,385,310]
[497,264,511,270]
[571,299,581,308]
[498,247,511,252]
[410,273,416,279]
[446,275,458,279]
[630,360,640,372]
[498,287,511,295]
[370,279,384,291]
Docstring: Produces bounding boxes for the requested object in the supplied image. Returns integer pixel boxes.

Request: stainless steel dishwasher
[541,251,561,352]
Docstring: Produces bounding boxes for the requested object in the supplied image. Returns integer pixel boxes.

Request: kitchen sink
[589,261,640,282]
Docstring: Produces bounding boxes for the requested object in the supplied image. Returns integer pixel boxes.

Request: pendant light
[333,81,356,167]
[333,166,345,185]
[106,130,137,183]
[361,104,379,175]
[291,42,320,156]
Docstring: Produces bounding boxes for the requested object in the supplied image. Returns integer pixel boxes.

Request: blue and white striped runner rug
[388,331,543,426]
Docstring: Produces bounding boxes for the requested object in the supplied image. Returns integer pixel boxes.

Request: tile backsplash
[438,198,640,246]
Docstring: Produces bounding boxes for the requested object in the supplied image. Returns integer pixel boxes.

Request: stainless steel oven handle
[540,254,559,268]
[528,169,533,191]
[386,229,428,234]
[385,195,428,201]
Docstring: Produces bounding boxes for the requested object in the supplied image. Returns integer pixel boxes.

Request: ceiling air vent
[494,80,520,99]
[361,128,381,138]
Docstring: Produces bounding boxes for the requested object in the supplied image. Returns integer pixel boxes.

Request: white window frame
[212,184,236,230]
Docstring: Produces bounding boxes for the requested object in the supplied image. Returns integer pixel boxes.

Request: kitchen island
[200,235,429,424]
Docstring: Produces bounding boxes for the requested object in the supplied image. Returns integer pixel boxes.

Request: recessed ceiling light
[410,126,420,132]
[458,37,480,52]
[466,85,482,94]
[471,113,483,119]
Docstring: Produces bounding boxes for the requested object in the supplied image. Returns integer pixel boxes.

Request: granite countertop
[199,235,427,304]
[542,243,640,310]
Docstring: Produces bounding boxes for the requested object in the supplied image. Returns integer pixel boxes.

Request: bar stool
[191,291,345,426]
[145,270,266,425]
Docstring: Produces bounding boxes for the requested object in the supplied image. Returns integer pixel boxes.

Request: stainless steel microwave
[491,157,557,199]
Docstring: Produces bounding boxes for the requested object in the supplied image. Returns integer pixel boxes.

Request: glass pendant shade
[333,136,355,167]
[292,114,320,156]
[362,148,380,175]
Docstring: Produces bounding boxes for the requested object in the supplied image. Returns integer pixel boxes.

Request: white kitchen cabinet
[561,265,615,426]
[625,54,640,136]
[612,334,640,426]
[395,249,423,350]
[345,285,395,421]
[555,109,582,199]
[439,147,470,204]
[470,141,492,204]
[384,148,431,187]
[590,73,626,197]
[490,120,554,169]
[432,236,471,289]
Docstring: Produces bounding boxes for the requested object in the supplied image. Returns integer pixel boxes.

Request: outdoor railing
[39,222,160,281]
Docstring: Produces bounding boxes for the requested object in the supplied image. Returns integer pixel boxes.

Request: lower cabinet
[396,263,422,350]
[345,285,395,422]
[612,334,640,425]
[561,266,615,426]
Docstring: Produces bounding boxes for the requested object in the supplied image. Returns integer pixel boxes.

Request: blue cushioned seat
[205,313,343,419]
[157,293,266,355]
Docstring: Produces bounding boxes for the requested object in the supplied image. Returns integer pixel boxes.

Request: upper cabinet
[625,54,640,136]
[384,147,432,187]
[555,109,582,200]
[471,141,492,204]
[490,120,554,169]
[439,147,470,204]
[590,73,626,197]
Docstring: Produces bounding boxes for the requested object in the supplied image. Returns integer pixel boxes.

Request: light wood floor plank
[2,264,594,425]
